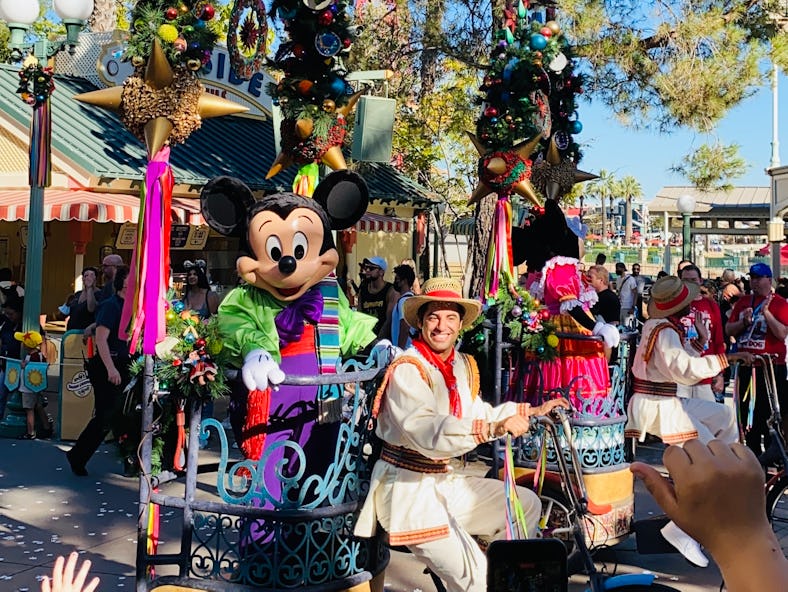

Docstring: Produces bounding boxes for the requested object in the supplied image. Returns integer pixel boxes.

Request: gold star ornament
[74,39,248,158]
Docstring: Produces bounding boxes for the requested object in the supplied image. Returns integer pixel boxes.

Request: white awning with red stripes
[357,212,410,233]
[0,189,205,225]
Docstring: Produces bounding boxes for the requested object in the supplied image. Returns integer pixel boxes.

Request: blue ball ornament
[173,301,185,313]
[568,120,583,134]
[184,333,197,345]
[490,117,498,124]
[530,33,548,51]
[195,19,206,29]
[536,346,545,354]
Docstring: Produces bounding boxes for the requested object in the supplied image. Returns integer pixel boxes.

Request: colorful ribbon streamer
[503,435,529,540]
[484,195,515,300]
[120,147,173,354]
[29,99,52,188]
[292,162,319,197]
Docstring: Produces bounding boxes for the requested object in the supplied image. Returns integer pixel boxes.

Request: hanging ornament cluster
[228,0,269,80]
[468,0,594,206]
[465,285,559,361]
[126,1,219,72]
[265,0,364,187]
[16,57,54,107]
[152,301,228,400]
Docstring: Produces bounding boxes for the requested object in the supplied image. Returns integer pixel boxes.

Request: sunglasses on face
[361,264,381,271]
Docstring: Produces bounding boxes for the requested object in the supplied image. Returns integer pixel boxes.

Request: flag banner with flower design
[4,360,20,391]
[23,362,49,393]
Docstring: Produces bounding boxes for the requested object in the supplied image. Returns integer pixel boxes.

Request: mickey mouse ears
[313,169,369,229]
[199,176,254,238]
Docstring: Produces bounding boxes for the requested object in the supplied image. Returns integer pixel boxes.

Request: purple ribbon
[275,288,324,347]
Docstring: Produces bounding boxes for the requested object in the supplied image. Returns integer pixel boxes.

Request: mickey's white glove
[242,349,286,391]
[593,321,621,349]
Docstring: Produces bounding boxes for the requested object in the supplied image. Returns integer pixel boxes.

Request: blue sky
[575,71,788,205]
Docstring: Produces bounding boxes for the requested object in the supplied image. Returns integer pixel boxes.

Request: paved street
[0,429,732,592]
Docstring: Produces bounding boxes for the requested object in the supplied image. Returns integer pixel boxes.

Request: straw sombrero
[647,276,699,319]
[402,277,482,330]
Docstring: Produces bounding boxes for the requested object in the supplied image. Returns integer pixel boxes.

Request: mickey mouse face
[238,207,339,301]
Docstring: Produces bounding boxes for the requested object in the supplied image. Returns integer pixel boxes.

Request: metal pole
[772,60,781,170]
[682,213,691,262]
[663,211,671,273]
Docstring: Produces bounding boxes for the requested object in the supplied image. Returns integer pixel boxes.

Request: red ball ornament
[540,27,552,38]
[165,7,178,20]
[292,44,306,57]
[342,37,352,48]
[172,359,183,367]
[484,106,499,117]
[297,79,314,95]
[200,3,215,20]
[540,309,550,320]
[195,338,207,349]
[318,9,334,25]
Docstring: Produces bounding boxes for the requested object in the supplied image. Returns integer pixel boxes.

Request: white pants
[683,397,738,445]
[378,474,541,592]
[676,383,715,402]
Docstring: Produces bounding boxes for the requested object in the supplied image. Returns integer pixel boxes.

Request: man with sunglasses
[357,256,399,338]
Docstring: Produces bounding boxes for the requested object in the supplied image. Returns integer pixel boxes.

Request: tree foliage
[670,141,748,192]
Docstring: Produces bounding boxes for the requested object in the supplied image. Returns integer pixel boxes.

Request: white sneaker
[660,521,709,568]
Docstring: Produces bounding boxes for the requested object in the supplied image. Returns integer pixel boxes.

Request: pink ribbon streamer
[29,99,52,188]
[484,196,514,299]
[121,147,172,354]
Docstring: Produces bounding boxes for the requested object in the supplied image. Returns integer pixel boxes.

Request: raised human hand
[41,552,100,592]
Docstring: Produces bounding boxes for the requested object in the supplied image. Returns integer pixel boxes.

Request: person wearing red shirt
[677,265,726,402]
[726,263,788,459]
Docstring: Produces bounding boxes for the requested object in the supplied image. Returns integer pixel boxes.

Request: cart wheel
[766,474,788,558]
[538,486,582,574]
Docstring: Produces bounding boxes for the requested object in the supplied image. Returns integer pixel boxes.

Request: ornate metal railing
[136,351,390,592]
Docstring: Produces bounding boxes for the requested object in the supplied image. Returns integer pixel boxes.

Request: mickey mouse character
[200,170,379,504]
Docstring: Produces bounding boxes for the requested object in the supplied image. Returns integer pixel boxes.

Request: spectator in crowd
[676,259,694,275]
[66,267,99,331]
[357,256,399,338]
[181,259,219,318]
[595,252,607,267]
[400,258,421,294]
[656,270,668,279]
[588,264,620,325]
[0,267,24,306]
[66,267,131,477]
[677,264,726,402]
[631,263,647,318]
[726,262,788,462]
[615,262,638,327]
[719,268,742,320]
[16,330,53,440]
[0,296,22,419]
[632,439,788,592]
[390,264,416,349]
[97,254,124,302]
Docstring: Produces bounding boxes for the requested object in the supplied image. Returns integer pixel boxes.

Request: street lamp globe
[54,0,94,20]
[0,0,39,25]
[676,194,696,215]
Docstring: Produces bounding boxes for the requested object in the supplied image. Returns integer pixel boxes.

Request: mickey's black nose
[278,256,297,275]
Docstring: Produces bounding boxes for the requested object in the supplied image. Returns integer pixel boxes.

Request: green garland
[126,1,220,70]
[465,285,559,362]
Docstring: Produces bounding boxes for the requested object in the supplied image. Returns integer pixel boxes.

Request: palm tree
[89,0,117,32]
[591,169,616,242]
[618,175,643,244]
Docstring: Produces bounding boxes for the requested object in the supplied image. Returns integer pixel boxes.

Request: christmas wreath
[16,59,54,107]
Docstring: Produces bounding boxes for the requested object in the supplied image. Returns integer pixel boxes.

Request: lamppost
[0,0,94,333]
[677,194,696,263]
[0,0,93,438]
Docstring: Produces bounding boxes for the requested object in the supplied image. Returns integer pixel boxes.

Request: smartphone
[487,539,568,592]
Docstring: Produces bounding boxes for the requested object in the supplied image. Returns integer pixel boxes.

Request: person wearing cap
[354,278,569,592]
[625,275,752,567]
[16,330,52,440]
[357,256,399,338]
[726,262,788,460]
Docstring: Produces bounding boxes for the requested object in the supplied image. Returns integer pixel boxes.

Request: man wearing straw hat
[625,275,753,568]
[355,277,569,592]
